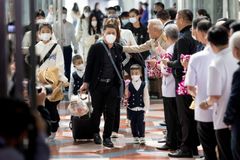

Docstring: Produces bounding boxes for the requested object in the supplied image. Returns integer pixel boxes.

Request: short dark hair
[72,55,83,64]
[39,23,53,32]
[230,21,240,33]
[120,11,129,18]
[156,10,170,21]
[107,7,117,11]
[154,2,165,9]
[178,9,193,23]
[222,19,236,31]
[207,26,229,46]
[62,6,67,12]
[197,20,212,33]
[0,98,35,141]
[35,9,45,18]
[129,8,140,16]
[166,8,177,20]
[197,9,211,21]
[192,16,209,29]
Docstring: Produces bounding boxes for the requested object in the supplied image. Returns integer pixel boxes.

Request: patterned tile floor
[50,99,203,160]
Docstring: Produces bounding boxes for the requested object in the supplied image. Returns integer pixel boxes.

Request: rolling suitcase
[69,114,93,142]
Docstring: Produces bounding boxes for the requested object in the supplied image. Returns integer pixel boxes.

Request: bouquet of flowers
[160,53,173,76]
[147,56,162,79]
[177,54,191,95]
[68,94,89,117]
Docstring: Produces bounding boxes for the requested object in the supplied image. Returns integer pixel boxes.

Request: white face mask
[131,75,141,82]
[36,18,45,24]
[39,33,52,41]
[122,19,129,26]
[91,20,97,27]
[129,17,137,24]
[75,64,85,71]
[84,12,90,18]
[105,34,116,44]
[62,14,67,20]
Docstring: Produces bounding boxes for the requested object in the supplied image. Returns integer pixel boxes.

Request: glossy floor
[50,99,203,160]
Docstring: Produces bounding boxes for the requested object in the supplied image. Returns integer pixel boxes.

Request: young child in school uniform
[68,55,85,99]
[125,64,150,144]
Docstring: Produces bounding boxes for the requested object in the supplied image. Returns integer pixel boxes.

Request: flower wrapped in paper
[68,95,89,117]
[160,53,173,76]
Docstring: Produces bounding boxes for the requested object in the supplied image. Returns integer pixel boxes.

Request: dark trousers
[231,118,240,160]
[45,99,60,132]
[112,100,120,133]
[215,128,233,160]
[63,46,73,82]
[91,82,118,139]
[128,109,145,137]
[163,97,181,148]
[197,121,217,160]
[175,79,199,152]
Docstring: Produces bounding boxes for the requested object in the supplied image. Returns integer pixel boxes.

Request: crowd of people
[2,1,240,160]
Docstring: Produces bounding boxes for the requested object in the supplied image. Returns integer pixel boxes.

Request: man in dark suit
[162,9,199,158]
[80,23,123,148]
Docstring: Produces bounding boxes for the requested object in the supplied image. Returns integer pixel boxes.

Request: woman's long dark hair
[88,13,101,35]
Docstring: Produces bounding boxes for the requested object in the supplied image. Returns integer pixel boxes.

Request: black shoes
[168,149,193,158]
[93,133,102,144]
[156,144,177,151]
[103,138,114,148]
[93,134,114,148]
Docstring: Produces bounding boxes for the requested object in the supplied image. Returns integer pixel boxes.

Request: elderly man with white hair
[224,31,240,160]
[123,19,168,54]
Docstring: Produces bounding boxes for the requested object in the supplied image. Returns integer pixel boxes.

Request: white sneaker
[111,132,118,138]
[139,137,145,145]
[133,137,139,144]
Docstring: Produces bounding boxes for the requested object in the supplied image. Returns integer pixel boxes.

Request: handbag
[101,42,124,98]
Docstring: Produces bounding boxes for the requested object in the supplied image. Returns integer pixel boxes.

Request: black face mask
[153,10,157,15]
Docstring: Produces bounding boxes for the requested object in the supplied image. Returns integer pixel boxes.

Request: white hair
[164,24,179,40]
[148,19,164,31]
[229,31,240,50]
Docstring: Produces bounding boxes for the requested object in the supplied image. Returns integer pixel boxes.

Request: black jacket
[167,25,197,80]
[84,42,123,92]
[224,64,240,125]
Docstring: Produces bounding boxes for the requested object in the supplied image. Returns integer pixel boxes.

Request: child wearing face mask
[124,64,150,144]
[68,55,85,99]
[35,23,68,141]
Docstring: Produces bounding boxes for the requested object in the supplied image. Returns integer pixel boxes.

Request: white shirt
[185,45,215,122]
[35,40,68,83]
[127,80,150,112]
[53,21,78,50]
[161,44,176,98]
[120,29,138,75]
[207,47,238,130]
